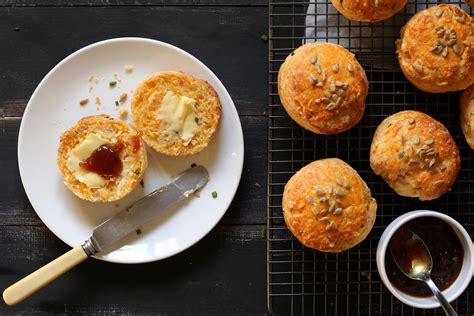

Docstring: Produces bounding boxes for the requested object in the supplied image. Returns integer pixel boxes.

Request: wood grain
[2,0,267,6]
[0,6,268,117]
[0,225,266,314]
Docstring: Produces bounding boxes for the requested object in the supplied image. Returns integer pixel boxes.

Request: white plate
[18,38,244,264]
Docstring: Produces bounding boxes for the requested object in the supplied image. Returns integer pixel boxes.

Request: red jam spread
[131,132,142,153]
[79,142,124,179]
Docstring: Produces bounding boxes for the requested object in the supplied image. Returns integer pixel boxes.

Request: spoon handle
[425,278,457,316]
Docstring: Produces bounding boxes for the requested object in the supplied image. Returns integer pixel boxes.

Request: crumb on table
[125,65,134,73]
[119,107,128,118]
[95,97,101,105]
[119,92,127,103]
[79,98,89,106]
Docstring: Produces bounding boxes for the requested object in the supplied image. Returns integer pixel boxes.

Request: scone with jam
[57,115,147,202]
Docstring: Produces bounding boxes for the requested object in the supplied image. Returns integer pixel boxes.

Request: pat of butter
[66,133,108,188]
[157,91,199,142]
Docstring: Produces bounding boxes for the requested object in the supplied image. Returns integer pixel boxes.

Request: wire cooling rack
[267,1,474,314]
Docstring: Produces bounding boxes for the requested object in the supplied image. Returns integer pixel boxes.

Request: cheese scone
[460,85,474,149]
[278,42,368,135]
[131,71,221,156]
[396,4,474,93]
[57,115,147,202]
[370,110,460,201]
[282,158,377,253]
[332,0,407,22]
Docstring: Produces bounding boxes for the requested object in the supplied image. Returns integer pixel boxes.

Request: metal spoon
[389,227,457,316]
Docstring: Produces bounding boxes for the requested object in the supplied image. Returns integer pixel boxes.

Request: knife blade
[84,164,209,255]
[3,165,209,305]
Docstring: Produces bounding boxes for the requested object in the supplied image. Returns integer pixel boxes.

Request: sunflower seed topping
[344,182,351,189]
[320,209,328,216]
[328,202,336,213]
[319,197,329,203]
[425,139,434,145]
[314,98,321,104]
[434,180,445,185]
[326,103,336,110]
[442,46,448,57]
[397,150,405,158]
[315,64,322,74]
[316,82,324,87]
[323,91,332,98]
[464,40,471,47]
[306,196,314,204]
[336,178,343,186]
[312,208,318,216]
[333,208,343,215]
[435,8,443,17]
[335,80,344,87]
[439,164,447,171]
[320,216,330,222]
[329,83,336,92]
[332,64,339,73]
[408,117,415,124]
[335,97,343,106]
[321,97,331,104]
[455,16,465,24]
[429,159,436,168]
[326,222,337,231]
[347,63,354,72]
[453,44,461,54]
[413,135,420,144]
[337,89,345,97]
[335,189,346,197]
[309,73,318,83]
[315,188,325,195]
[413,62,423,73]
[311,54,318,64]
[332,94,338,101]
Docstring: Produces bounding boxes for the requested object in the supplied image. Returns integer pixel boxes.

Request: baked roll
[278,42,368,135]
[396,4,474,93]
[57,115,147,202]
[132,71,221,156]
[282,158,377,253]
[460,85,474,149]
[332,0,407,22]
[370,110,460,201]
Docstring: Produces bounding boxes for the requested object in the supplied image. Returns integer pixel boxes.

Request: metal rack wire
[267,1,474,314]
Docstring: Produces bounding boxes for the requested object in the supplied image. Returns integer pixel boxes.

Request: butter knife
[3,165,209,305]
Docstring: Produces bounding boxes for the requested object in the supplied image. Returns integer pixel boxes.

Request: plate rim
[17,37,245,264]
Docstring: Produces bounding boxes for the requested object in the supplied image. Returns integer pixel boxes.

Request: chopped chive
[260,34,269,43]
[136,229,142,235]
[109,81,117,87]
[260,227,267,238]
[115,101,119,107]
[211,191,218,199]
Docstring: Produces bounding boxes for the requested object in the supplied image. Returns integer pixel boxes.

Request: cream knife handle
[3,246,88,306]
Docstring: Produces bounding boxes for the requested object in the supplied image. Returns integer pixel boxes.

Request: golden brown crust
[131,71,221,156]
[370,110,460,201]
[282,158,377,253]
[460,85,474,149]
[278,43,369,135]
[57,114,147,202]
[464,0,474,7]
[396,4,474,93]
[332,0,407,22]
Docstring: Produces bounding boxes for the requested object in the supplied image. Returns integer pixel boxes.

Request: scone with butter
[282,158,377,253]
[396,4,474,93]
[278,42,368,135]
[131,71,221,156]
[57,115,147,202]
[460,85,474,149]
[370,110,460,201]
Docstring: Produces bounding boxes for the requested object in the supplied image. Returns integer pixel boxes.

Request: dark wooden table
[0,1,268,314]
